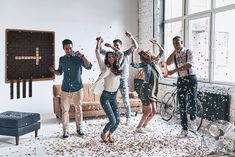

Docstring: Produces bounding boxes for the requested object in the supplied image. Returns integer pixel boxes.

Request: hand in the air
[149,38,157,44]
[104,43,112,48]
[96,36,104,43]
[125,31,133,38]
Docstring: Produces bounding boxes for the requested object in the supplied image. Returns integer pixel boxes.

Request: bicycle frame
[159,83,203,131]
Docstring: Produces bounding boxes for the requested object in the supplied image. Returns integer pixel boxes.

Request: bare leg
[142,103,157,128]
[136,105,152,128]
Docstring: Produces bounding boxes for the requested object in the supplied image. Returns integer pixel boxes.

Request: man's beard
[66,51,73,56]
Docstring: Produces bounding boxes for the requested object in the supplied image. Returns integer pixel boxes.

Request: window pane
[214,9,235,83]
[164,21,183,77]
[216,0,235,8]
[188,17,210,81]
[188,0,211,14]
[165,0,182,20]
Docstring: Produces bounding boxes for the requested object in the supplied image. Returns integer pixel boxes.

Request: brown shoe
[108,133,115,143]
[101,132,109,143]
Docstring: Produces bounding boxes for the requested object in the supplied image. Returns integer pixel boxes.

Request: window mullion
[209,12,214,83]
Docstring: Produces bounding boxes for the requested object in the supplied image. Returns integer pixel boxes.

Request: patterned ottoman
[0,111,40,145]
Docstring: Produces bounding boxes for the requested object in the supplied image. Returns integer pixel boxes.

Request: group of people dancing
[49,32,198,142]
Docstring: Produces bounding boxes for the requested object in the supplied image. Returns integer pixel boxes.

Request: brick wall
[138,0,154,51]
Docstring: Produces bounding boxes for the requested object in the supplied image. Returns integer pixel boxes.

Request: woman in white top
[92,37,122,143]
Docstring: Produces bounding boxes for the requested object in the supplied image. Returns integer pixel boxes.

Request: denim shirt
[131,61,153,83]
[58,54,92,92]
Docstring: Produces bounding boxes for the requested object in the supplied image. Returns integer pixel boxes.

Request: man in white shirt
[166,36,198,138]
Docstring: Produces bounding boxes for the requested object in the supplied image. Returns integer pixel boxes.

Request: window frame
[160,0,235,86]
[186,13,211,82]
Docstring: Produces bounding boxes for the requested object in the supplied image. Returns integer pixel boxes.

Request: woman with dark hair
[91,37,122,143]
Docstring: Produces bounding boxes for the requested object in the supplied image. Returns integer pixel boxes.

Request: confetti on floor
[0,114,232,157]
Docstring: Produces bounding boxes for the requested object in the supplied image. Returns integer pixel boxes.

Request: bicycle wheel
[186,99,203,131]
[195,99,203,131]
[160,92,175,121]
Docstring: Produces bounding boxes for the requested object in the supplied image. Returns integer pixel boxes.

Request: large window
[214,9,235,83]
[165,0,182,20]
[216,0,235,8]
[163,0,235,85]
[188,0,211,14]
[188,16,210,81]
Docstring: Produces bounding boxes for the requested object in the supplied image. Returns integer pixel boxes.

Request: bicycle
[159,82,203,131]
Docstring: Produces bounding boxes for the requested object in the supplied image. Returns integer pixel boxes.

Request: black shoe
[77,129,84,136]
[62,132,69,139]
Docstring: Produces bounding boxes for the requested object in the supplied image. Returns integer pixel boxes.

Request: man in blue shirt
[49,39,92,139]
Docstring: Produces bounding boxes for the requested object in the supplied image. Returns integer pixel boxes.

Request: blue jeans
[119,78,131,118]
[100,91,120,133]
[177,75,197,130]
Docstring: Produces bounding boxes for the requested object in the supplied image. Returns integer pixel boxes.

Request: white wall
[0,0,138,114]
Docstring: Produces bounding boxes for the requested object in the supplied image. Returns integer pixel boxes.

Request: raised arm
[123,31,139,55]
[104,43,119,52]
[126,31,138,51]
[98,37,107,56]
[130,51,144,69]
[150,38,164,51]
[96,37,106,71]
[150,38,164,59]
[131,51,135,65]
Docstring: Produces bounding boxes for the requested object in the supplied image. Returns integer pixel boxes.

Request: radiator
[198,90,230,121]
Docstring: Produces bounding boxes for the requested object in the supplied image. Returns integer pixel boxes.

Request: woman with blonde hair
[131,39,165,133]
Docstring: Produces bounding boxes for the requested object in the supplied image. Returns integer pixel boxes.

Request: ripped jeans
[100,90,120,134]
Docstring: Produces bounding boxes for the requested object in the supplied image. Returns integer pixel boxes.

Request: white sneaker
[189,120,197,132]
[135,127,147,134]
[177,129,188,138]
[143,127,153,132]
